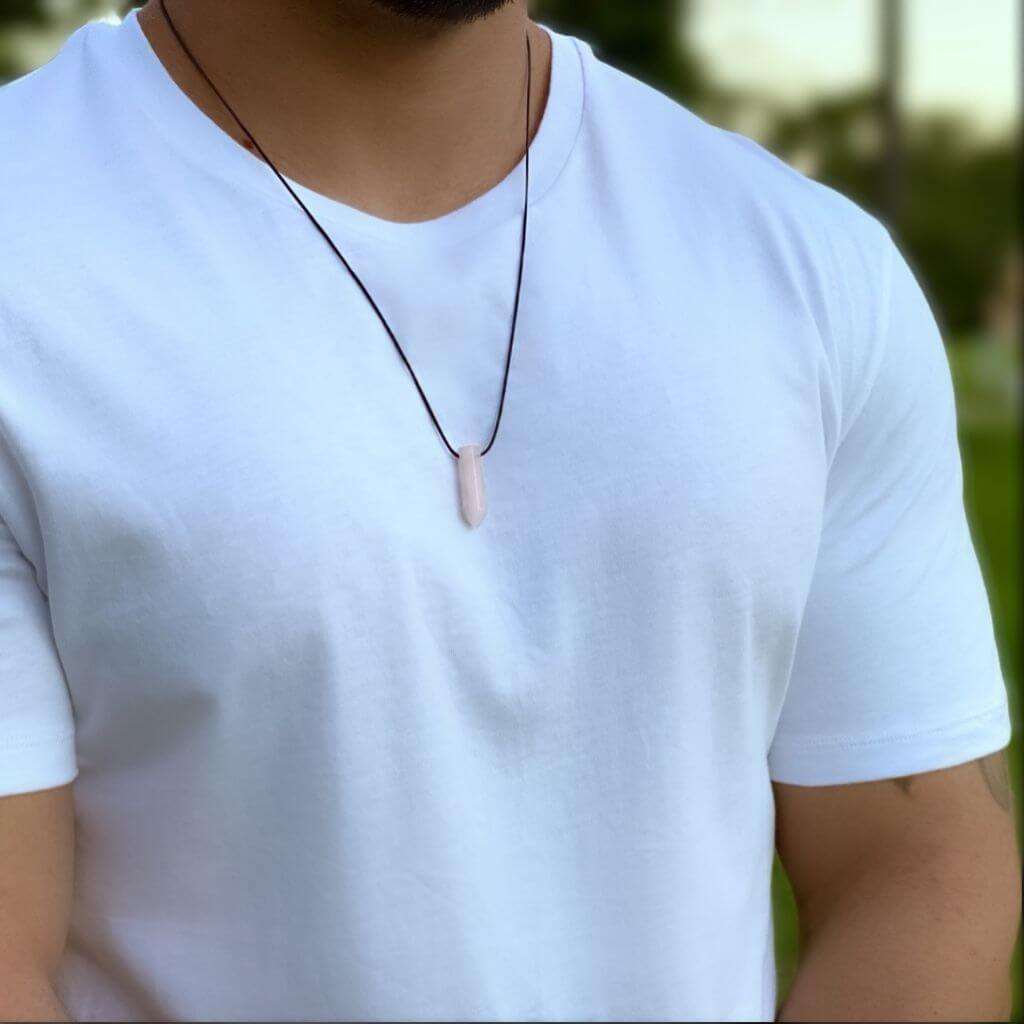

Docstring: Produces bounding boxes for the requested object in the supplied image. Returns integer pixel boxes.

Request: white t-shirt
[0,9,1013,1022]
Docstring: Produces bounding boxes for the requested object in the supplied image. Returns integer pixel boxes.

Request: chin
[367,0,515,25]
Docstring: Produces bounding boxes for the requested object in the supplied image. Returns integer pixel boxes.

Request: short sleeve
[0,510,78,797]
[768,228,1014,786]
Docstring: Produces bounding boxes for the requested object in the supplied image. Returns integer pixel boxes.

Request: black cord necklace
[157,0,532,528]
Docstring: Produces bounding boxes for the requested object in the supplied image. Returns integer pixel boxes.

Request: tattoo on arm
[890,774,915,795]
[889,751,1013,814]
[977,750,1012,813]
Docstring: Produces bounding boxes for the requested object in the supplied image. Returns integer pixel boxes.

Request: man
[0,0,1019,1020]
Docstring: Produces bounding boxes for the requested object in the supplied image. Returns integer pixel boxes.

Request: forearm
[777,852,1020,1022]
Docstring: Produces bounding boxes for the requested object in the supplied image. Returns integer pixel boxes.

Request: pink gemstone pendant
[456,444,487,528]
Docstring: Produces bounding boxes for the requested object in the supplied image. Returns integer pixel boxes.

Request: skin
[2,2,1021,1021]
[0,784,74,1022]
[774,750,1022,1021]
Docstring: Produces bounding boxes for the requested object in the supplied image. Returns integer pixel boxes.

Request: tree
[0,0,119,80]
[532,0,706,106]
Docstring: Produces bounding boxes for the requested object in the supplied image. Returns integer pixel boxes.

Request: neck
[137,0,550,223]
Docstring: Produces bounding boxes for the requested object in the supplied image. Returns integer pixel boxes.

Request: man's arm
[774,750,1021,1022]
[0,783,74,1022]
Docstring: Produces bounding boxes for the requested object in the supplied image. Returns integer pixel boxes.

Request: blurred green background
[3,0,1020,1018]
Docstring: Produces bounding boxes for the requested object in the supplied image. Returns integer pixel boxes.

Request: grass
[773,340,1022,1018]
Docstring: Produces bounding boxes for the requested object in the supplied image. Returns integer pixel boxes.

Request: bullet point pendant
[457,444,486,528]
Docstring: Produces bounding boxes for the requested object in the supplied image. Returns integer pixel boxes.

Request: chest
[15,205,829,697]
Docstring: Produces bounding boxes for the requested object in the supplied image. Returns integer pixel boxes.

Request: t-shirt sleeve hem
[0,732,78,798]
[767,698,1013,786]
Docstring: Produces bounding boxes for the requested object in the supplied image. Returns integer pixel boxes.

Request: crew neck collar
[113,7,585,245]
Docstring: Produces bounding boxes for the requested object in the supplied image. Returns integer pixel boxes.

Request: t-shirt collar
[111,6,585,246]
